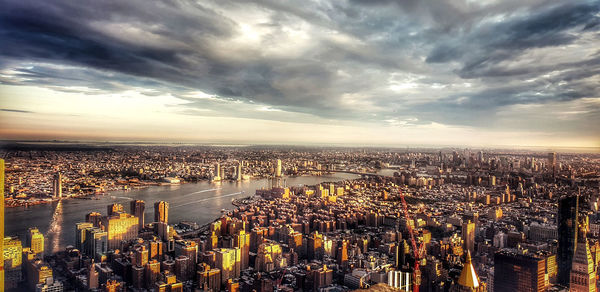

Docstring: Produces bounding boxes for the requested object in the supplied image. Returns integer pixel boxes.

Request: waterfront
[5,174,358,253]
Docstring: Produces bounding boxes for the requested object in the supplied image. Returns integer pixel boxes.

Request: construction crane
[398,188,425,292]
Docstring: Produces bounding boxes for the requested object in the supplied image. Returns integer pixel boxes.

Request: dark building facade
[493,252,546,292]
[558,195,579,286]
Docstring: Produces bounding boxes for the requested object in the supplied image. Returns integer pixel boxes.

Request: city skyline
[1,0,599,147]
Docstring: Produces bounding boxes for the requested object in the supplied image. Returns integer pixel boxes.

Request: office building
[107,203,124,216]
[4,236,23,288]
[145,260,161,289]
[276,159,282,177]
[28,227,45,256]
[256,242,283,272]
[52,172,62,198]
[130,200,145,229]
[101,213,139,250]
[215,248,241,284]
[558,195,580,285]
[84,227,107,259]
[214,163,221,181]
[86,212,103,228]
[75,222,93,251]
[462,221,475,254]
[154,201,169,224]
[237,162,243,181]
[493,251,545,292]
[570,226,596,292]
[197,263,221,292]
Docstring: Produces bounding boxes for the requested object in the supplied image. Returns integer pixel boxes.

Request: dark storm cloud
[0,0,598,133]
[0,108,34,113]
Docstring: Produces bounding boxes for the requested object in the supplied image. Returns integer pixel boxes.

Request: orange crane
[399,188,425,292]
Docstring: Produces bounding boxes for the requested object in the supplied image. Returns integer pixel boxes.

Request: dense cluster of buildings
[1,147,600,291]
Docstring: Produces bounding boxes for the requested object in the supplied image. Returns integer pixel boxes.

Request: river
[5,174,359,253]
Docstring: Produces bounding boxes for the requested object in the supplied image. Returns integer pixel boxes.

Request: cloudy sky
[0,0,599,147]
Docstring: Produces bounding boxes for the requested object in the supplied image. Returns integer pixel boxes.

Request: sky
[0,0,599,148]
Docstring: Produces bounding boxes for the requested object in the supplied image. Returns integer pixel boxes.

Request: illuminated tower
[130,200,145,229]
[101,213,139,250]
[107,203,124,216]
[75,222,93,251]
[462,221,475,255]
[52,172,62,198]
[237,162,242,181]
[214,163,221,181]
[27,227,45,255]
[558,195,579,285]
[154,201,169,224]
[276,159,282,177]
[570,225,596,292]
[1,158,4,292]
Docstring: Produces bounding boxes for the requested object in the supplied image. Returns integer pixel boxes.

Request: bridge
[302,168,389,178]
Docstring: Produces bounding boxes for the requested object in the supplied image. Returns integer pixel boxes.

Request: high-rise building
[452,252,485,292]
[493,251,545,292]
[548,152,557,176]
[234,230,250,269]
[558,195,580,286]
[237,162,243,181]
[0,158,4,292]
[462,221,475,255]
[86,212,103,228]
[101,213,139,250]
[52,172,62,198]
[276,159,282,177]
[154,201,169,224]
[197,263,221,292]
[175,240,198,278]
[215,248,241,284]
[570,226,596,292]
[256,242,283,272]
[130,200,145,229]
[214,163,221,181]
[84,227,107,259]
[75,222,93,251]
[145,260,161,289]
[27,227,45,256]
[107,203,124,216]
[308,231,323,260]
[88,261,99,290]
[3,236,23,289]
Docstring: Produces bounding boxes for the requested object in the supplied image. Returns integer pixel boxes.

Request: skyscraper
[27,227,45,256]
[558,195,579,286]
[0,159,4,292]
[101,213,139,250]
[570,225,596,292]
[462,221,475,255]
[154,201,169,224]
[130,200,145,229]
[493,251,546,292]
[75,222,93,251]
[276,159,282,177]
[548,152,557,177]
[52,172,62,198]
[237,162,242,181]
[214,163,221,181]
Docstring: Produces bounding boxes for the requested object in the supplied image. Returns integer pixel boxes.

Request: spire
[458,251,480,288]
